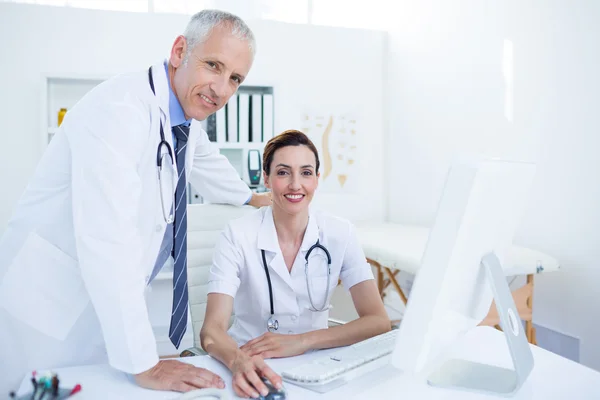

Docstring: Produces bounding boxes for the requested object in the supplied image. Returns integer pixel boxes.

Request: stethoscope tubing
[148,66,176,225]
[261,239,332,332]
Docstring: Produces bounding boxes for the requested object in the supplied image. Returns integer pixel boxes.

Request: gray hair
[183,9,256,64]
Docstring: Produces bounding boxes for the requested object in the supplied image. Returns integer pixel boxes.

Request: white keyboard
[281,329,399,393]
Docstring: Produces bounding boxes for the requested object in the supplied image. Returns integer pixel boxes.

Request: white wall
[386,0,600,370]
[0,3,386,234]
[247,21,386,222]
[7,0,599,371]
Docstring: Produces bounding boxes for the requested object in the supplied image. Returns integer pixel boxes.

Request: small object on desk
[9,371,81,400]
[69,385,82,396]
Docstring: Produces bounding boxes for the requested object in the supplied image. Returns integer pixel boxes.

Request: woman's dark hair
[262,130,320,175]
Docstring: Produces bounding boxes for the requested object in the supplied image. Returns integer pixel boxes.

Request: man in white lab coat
[0,9,270,395]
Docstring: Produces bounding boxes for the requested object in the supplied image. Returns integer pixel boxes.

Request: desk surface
[18,327,600,399]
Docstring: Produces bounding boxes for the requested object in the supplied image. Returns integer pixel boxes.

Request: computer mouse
[256,377,286,400]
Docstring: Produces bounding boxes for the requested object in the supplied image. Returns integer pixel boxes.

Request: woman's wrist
[299,331,316,352]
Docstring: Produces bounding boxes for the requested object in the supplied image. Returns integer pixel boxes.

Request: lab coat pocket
[0,232,89,341]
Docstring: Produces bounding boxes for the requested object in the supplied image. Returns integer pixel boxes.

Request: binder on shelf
[238,93,250,144]
[216,108,226,143]
[251,94,262,143]
[262,94,274,140]
[226,95,238,142]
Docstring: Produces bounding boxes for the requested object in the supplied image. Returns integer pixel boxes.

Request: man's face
[169,24,253,121]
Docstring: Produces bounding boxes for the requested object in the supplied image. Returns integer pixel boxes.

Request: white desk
[18,327,600,399]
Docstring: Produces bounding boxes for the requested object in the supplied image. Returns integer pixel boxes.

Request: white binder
[251,94,262,142]
[238,93,250,144]
[226,95,238,142]
[262,94,274,140]
[216,108,226,144]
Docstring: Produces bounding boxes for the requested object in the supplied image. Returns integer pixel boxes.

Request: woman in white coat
[0,10,270,395]
[201,130,391,398]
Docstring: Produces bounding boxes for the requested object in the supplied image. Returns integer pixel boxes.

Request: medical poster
[301,111,360,194]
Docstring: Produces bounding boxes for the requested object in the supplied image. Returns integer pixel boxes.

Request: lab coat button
[291,315,297,321]
[155,224,162,232]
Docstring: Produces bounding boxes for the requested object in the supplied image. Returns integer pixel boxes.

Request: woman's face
[264,145,319,216]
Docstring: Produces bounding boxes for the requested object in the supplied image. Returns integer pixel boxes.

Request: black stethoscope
[148,66,177,224]
[261,239,332,333]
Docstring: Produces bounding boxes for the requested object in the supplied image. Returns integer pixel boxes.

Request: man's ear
[169,35,187,68]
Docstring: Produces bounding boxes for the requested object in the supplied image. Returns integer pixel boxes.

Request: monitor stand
[427,252,534,397]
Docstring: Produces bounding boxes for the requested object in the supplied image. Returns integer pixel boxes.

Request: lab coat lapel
[300,211,320,253]
[257,207,294,291]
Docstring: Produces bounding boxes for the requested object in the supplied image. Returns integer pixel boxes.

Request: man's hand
[240,332,310,359]
[247,192,271,208]
[134,360,225,392]
[230,353,282,398]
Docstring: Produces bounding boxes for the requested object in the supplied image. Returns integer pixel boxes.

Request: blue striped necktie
[169,123,190,349]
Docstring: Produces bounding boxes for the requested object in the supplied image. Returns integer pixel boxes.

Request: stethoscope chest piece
[267,316,279,332]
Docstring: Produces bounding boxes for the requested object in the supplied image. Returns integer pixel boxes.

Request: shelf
[216,142,265,150]
[46,74,108,83]
[42,74,108,151]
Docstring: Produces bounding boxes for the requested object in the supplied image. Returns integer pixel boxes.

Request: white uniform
[0,61,250,393]
[208,207,374,345]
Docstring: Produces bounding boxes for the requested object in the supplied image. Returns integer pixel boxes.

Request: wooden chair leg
[381,269,400,293]
[525,273,537,345]
[366,258,385,298]
[366,258,408,306]
[384,267,408,305]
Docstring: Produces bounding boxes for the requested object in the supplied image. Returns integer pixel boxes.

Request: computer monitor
[392,157,536,396]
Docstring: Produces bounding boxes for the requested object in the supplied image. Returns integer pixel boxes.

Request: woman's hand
[231,353,282,398]
[240,332,310,359]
